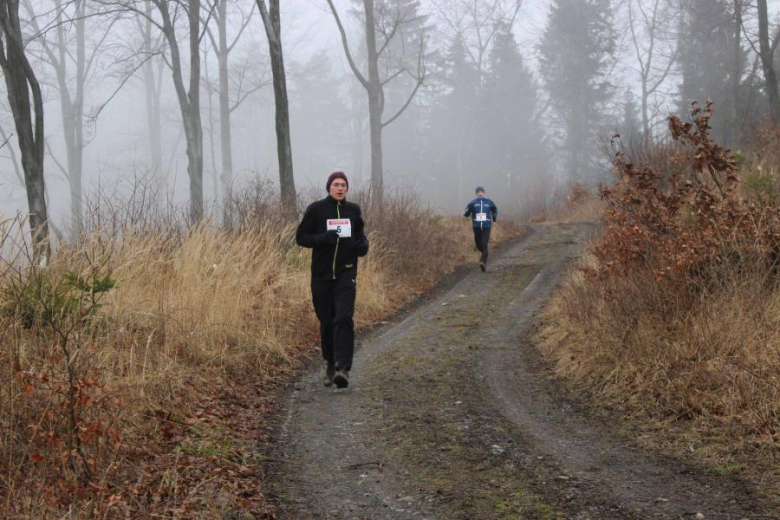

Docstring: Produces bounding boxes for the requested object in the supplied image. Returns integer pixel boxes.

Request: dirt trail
[266,223,763,520]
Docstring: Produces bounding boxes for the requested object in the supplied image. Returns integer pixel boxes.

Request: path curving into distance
[265,223,763,520]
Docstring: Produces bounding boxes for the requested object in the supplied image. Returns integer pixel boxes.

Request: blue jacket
[464,196,498,229]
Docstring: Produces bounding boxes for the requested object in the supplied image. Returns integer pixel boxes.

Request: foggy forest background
[2,0,780,238]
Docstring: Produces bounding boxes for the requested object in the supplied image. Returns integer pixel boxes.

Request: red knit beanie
[326,171,348,192]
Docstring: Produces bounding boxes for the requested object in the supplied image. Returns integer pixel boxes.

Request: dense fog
[2,0,780,233]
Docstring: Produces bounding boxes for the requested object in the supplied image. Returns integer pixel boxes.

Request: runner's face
[329,179,348,200]
[476,190,485,198]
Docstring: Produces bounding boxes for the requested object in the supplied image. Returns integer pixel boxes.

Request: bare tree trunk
[348,80,364,180]
[158,0,204,223]
[364,0,383,209]
[258,0,296,214]
[58,0,85,238]
[641,80,650,147]
[142,3,163,188]
[216,0,234,220]
[27,0,87,238]
[0,0,50,258]
[729,0,743,147]
[205,56,220,217]
[626,0,677,148]
[203,0,256,223]
[758,0,780,125]
[327,0,426,211]
[185,0,204,223]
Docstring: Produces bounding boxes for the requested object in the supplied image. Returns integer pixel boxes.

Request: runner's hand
[318,230,340,245]
[355,235,369,257]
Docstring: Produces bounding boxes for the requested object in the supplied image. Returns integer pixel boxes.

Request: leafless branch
[44,137,69,179]
[325,0,368,88]
[89,51,158,123]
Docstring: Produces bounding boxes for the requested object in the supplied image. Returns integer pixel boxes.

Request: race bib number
[476,212,488,222]
[327,218,352,238]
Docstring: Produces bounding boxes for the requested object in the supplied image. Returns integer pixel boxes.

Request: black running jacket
[295,196,369,280]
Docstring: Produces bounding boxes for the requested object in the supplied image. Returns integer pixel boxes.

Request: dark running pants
[311,274,356,371]
[473,227,492,264]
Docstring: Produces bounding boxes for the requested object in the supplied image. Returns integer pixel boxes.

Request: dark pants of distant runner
[473,228,491,265]
[311,274,356,371]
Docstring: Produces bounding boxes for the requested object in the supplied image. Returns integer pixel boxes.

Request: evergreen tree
[290,51,351,181]
[539,0,616,185]
[677,0,740,144]
[478,25,548,199]
[425,35,481,209]
[617,91,643,147]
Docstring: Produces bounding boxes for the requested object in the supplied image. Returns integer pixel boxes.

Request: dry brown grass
[537,252,780,500]
[536,111,779,498]
[530,184,605,224]
[0,192,517,517]
[539,254,779,447]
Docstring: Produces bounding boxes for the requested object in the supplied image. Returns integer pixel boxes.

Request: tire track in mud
[266,223,764,520]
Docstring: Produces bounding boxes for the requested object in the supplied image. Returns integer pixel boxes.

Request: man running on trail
[296,172,369,389]
[464,186,498,272]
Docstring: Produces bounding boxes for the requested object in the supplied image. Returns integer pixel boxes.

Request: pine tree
[677,0,739,143]
[290,51,351,180]
[617,91,643,147]
[478,24,547,198]
[539,0,616,185]
[425,35,481,208]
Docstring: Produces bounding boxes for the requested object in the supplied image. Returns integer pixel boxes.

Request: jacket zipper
[332,201,341,279]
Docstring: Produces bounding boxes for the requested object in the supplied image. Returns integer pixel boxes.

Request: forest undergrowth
[0,187,515,518]
[538,104,780,497]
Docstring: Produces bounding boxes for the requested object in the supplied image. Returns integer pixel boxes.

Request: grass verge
[536,106,779,506]
[0,190,516,517]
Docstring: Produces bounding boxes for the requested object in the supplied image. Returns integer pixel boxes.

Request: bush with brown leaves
[538,104,780,484]
[592,103,780,287]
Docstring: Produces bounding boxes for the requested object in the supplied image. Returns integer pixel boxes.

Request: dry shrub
[81,171,185,236]
[0,184,514,517]
[538,103,780,469]
[0,217,125,516]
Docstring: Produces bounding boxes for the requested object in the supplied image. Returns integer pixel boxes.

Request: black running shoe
[323,362,335,387]
[334,368,349,388]
[479,262,486,272]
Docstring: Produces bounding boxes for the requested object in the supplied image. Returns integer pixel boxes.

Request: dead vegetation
[538,104,779,493]
[0,187,515,518]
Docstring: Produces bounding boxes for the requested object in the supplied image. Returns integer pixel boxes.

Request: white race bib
[476,212,487,222]
[327,218,352,238]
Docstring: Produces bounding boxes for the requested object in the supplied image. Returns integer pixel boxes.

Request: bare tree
[729,0,745,146]
[625,0,678,146]
[327,0,428,208]
[432,0,522,93]
[137,0,165,188]
[256,0,295,214]
[204,0,259,219]
[102,0,210,223]
[23,0,117,238]
[757,0,780,125]
[0,0,50,257]
[202,50,221,214]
